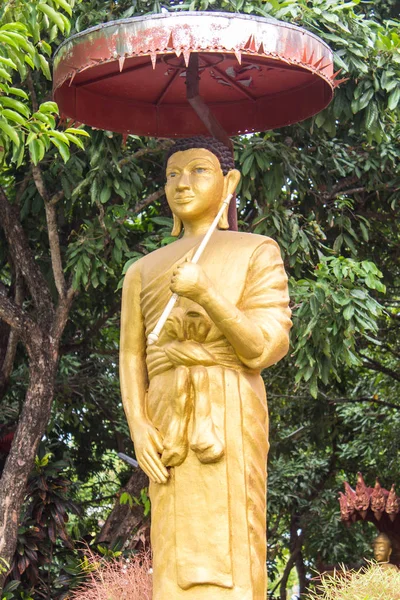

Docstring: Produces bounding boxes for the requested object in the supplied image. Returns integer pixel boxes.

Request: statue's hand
[132,421,169,485]
[170,261,212,304]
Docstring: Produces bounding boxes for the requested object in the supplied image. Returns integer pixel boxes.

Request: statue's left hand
[170,261,212,303]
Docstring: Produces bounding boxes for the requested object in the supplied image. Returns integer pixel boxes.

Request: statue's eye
[194,167,206,174]
[168,172,177,178]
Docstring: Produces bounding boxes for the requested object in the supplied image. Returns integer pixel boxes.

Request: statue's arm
[233,239,292,369]
[120,261,169,484]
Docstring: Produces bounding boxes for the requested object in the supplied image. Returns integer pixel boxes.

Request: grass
[307,562,400,600]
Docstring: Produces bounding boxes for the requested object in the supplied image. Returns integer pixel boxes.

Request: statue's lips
[174,195,195,204]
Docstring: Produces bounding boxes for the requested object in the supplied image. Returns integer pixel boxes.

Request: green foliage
[292,257,385,397]
[0,1,86,166]
[120,487,150,516]
[8,448,80,594]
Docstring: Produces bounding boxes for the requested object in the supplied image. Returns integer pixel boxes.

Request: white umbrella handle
[147,193,233,345]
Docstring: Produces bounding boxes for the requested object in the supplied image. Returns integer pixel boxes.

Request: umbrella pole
[186,53,238,231]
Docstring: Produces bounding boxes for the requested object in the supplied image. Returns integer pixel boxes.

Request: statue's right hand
[133,422,169,485]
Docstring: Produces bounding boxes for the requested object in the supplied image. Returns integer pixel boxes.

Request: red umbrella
[53,11,337,138]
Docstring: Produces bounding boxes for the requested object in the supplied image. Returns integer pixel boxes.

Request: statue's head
[373,532,392,563]
[164,136,240,236]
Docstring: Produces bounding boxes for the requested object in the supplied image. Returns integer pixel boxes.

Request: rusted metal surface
[53,12,336,136]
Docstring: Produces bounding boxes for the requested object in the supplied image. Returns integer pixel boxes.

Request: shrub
[69,549,152,600]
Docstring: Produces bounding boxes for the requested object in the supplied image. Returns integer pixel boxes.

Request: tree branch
[361,356,400,382]
[15,171,31,206]
[130,188,165,217]
[333,187,366,198]
[26,70,38,112]
[0,186,53,322]
[330,396,400,411]
[0,272,23,384]
[0,282,30,341]
[273,530,305,600]
[118,140,173,168]
[31,165,66,298]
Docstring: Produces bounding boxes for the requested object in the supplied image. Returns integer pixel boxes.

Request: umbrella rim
[54,10,333,60]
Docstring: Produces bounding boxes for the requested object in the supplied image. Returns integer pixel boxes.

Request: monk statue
[120,136,292,599]
[373,532,398,570]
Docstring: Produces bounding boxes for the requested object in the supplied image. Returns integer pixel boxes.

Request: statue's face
[165,148,225,224]
[374,538,391,562]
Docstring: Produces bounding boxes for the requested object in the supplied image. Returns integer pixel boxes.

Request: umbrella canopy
[53,11,336,137]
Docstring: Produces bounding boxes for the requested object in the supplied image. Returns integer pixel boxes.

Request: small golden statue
[120,137,292,599]
[373,532,398,570]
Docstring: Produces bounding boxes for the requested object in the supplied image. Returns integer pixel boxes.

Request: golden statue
[120,137,292,599]
[373,533,398,570]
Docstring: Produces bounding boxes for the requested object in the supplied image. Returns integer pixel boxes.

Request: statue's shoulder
[217,230,281,254]
[128,239,182,273]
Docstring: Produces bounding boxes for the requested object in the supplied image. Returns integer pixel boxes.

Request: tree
[0,0,399,597]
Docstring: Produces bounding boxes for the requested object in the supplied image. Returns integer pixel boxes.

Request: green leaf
[333,234,343,253]
[0,96,30,118]
[2,31,35,56]
[0,56,17,70]
[388,87,400,111]
[343,304,354,320]
[37,3,65,33]
[39,101,59,114]
[242,154,254,176]
[0,119,20,146]
[64,132,85,149]
[359,222,369,242]
[1,109,26,126]
[0,22,28,33]
[39,40,52,56]
[29,138,45,164]
[65,127,90,137]
[49,130,70,144]
[8,87,29,100]
[38,54,51,80]
[100,186,112,204]
[53,0,73,16]
[33,111,56,128]
[0,67,12,82]
[309,376,318,399]
[50,137,70,162]
[14,135,25,166]
[365,101,378,131]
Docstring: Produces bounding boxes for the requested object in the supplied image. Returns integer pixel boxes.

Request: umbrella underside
[53,12,336,136]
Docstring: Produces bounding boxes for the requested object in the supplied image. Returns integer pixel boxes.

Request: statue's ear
[224,168,241,196]
[218,203,230,230]
[171,213,182,236]
[218,169,240,230]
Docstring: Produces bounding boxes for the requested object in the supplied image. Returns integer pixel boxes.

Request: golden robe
[128,230,291,600]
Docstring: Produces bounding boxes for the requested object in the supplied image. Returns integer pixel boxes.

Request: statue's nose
[176,171,191,189]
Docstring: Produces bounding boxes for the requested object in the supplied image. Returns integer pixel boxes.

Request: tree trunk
[296,548,308,597]
[279,514,305,600]
[0,342,57,588]
[97,469,150,551]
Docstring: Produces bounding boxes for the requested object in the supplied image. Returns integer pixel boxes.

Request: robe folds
[128,230,292,600]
